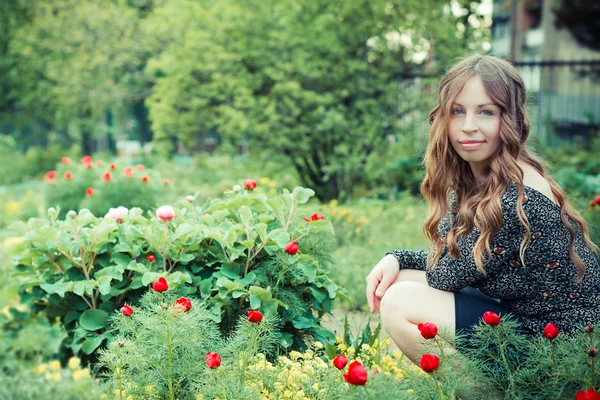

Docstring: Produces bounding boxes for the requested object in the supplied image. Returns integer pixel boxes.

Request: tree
[147,0,488,201]
[553,0,600,51]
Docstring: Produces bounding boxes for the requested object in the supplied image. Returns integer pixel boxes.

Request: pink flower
[333,354,348,370]
[81,155,92,164]
[105,206,128,222]
[124,166,134,177]
[156,205,175,220]
[61,156,72,164]
[248,310,263,323]
[483,311,501,326]
[185,195,195,202]
[285,241,299,255]
[121,305,133,316]
[152,277,169,292]
[417,322,438,339]
[206,352,221,369]
[136,164,145,171]
[174,297,192,312]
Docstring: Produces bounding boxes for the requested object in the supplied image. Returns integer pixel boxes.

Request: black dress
[386,182,600,337]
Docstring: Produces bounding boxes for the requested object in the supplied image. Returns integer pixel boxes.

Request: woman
[365,54,600,364]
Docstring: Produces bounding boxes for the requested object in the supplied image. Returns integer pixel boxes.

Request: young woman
[365,54,600,364]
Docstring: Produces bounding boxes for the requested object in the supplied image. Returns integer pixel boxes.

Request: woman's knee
[380,281,423,328]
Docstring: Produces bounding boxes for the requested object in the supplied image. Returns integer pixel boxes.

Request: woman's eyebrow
[452,102,498,108]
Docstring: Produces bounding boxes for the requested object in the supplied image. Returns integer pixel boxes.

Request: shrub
[9,183,345,361]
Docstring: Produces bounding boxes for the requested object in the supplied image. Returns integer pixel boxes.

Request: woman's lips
[459,141,485,150]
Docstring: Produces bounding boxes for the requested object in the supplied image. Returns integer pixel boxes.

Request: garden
[2,0,600,398]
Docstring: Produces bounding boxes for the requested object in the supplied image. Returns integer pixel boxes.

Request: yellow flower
[407,389,414,394]
[68,357,80,370]
[313,341,324,349]
[340,209,349,217]
[329,199,338,207]
[355,227,362,233]
[337,343,347,352]
[45,372,61,382]
[347,215,354,222]
[34,364,47,374]
[394,350,403,359]
[361,344,371,352]
[311,383,319,391]
[73,369,91,381]
[145,385,156,393]
[335,336,344,344]
[347,347,355,355]
[48,360,61,372]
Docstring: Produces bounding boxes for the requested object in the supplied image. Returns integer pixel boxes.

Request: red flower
[163,179,169,185]
[120,305,133,317]
[417,322,438,339]
[591,200,596,206]
[86,163,93,169]
[544,323,559,340]
[248,310,263,323]
[45,171,57,181]
[304,213,325,222]
[420,353,440,373]
[244,179,257,190]
[483,311,501,326]
[596,195,600,204]
[110,163,116,170]
[85,187,94,196]
[124,166,134,177]
[343,361,368,385]
[141,175,149,183]
[96,160,103,166]
[102,172,112,182]
[174,297,192,312]
[285,241,299,255]
[147,254,156,262]
[64,171,72,180]
[333,354,348,370]
[152,277,169,292]
[136,164,145,171]
[206,352,221,369]
[61,156,72,164]
[576,388,600,400]
[81,155,92,164]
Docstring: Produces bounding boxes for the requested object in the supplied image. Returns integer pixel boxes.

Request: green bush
[44,155,169,219]
[9,184,346,361]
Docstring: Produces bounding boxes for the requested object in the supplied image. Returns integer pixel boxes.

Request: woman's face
[448,76,502,179]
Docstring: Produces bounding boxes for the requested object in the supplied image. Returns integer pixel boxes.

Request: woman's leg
[379,272,455,364]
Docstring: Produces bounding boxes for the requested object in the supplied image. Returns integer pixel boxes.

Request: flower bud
[66,210,77,219]
[232,185,241,192]
[586,324,594,333]
[161,303,168,309]
[589,348,598,358]
[185,195,195,202]
[117,341,124,348]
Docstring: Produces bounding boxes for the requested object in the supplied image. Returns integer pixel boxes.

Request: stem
[116,345,124,400]
[240,324,260,386]
[494,329,515,391]
[283,198,296,231]
[433,372,445,399]
[164,298,175,400]
[162,223,168,273]
[433,338,447,364]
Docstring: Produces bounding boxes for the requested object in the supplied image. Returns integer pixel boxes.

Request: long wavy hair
[422,54,598,282]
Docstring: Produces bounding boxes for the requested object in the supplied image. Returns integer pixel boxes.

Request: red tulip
[120,305,133,317]
[248,310,263,323]
[576,388,600,400]
[417,322,438,339]
[174,297,192,312]
[244,179,257,190]
[45,171,57,181]
[136,164,145,171]
[152,277,169,292]
[64,171,72,180]
[343,361,368,385]
[596,195,600,204]
[483,311,501,326]
[146,254,156,262]
[590,200,596,206]
[110,163,116,170]
[85,187,94,196]
[61,156,72,164]
[206,352,221,369]
[285,241,299,255]
[102,172,112,182]
[333,354,348,370]
[81,155,92,164]
[311,213,324,221]
[141,175,149,183]
[544,323,559,340]
[420,353,440,373]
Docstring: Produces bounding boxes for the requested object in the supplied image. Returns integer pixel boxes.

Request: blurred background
[1,0,599,345]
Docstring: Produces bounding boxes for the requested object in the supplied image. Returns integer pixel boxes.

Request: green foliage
[45,156,169,219]
[9,184,345,360]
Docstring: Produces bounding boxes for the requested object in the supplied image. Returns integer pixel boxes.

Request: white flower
[232,185,241,192]
[185,195,195,202]
[156,205,175,220]
[104,206,129,222]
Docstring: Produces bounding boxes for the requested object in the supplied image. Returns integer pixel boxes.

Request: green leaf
[221,262,242,279]
[249,293,261,309]
[97,276,113,295]
[81,335,105,354]
[254,222,267,242]
[231,290,246,298]
[292,187,315,204]
[239,206,253,225]
[269,229,290,248]
[79,309,109,331]
[141,272,162,286]
[94,265,124,281]
[40,279,73,297]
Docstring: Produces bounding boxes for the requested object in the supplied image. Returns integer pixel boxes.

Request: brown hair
[421,54,598,282]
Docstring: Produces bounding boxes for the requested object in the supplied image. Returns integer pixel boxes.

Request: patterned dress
[386,182,600,337]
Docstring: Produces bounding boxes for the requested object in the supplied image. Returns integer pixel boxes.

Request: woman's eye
[480,109,494,116]
[451,108,464,115]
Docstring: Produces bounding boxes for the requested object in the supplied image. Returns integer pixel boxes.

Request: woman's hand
[365,254,400,314]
